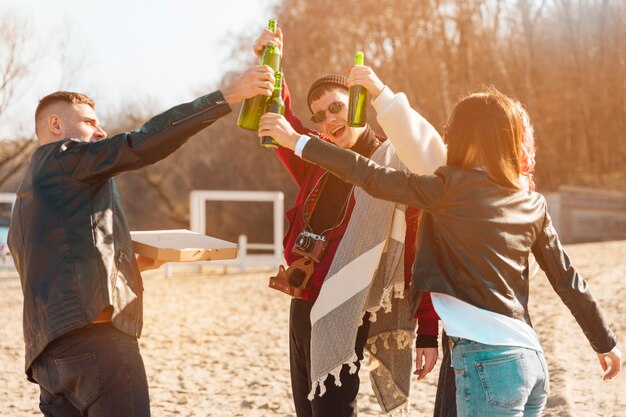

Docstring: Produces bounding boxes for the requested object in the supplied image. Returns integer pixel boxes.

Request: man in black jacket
[7,64,275,417]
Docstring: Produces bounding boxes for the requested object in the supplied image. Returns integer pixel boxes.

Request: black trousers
[289,298,370,417]
[30,323,150,417]
[433,332,458,417]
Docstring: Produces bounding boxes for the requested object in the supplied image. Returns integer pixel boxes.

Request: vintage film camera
[291,231,327,263]
[269,231,328,298]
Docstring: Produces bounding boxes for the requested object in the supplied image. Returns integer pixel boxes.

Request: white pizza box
[130,229,237,262]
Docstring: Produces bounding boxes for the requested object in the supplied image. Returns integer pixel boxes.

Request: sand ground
[1,240,625,416]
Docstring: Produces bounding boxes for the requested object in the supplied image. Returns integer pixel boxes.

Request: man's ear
[48,114,63,136]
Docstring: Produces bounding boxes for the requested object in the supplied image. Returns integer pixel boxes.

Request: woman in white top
[259,85,621,417]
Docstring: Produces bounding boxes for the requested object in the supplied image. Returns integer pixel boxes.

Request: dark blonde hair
[34,91,95,136]
[35,91,94,119]
[445,88,534,190]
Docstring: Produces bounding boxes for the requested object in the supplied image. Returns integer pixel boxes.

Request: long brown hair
[445,88,527,190]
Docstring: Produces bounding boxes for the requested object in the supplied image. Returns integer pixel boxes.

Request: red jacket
[277,80,438,337]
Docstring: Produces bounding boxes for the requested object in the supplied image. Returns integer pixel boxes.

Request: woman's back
[412,164,547,322]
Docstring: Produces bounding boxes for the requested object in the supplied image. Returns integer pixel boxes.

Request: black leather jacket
[8,91,231,376]
[301,138,617,354]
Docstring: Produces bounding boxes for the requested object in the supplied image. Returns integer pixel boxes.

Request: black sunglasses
[310,101,344,123]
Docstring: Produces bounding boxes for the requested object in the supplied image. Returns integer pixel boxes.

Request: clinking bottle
[347,51,367,127]
[237,19,282,131]
[260,71,285,148]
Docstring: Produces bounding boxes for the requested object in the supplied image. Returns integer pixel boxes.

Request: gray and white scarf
[308,140,416,416]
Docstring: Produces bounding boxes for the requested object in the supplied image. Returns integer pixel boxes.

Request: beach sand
[1,240,624,416]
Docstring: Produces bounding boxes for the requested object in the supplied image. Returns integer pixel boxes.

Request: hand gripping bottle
[260,71,285,148]
[237,19,281,131]
[347,51,367,127]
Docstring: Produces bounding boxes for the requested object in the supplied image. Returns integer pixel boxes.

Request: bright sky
[0,0,279,138]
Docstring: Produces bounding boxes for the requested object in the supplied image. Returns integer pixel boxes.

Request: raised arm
[273,77,320,186]
[58,66,274,183]
[252,25,317,186]
[302,137,444,210]
[257,115,445,210]
[57,91,232,183]
[347,65,446,174]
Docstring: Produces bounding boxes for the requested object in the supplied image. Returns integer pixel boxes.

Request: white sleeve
[372,87,447,174]
[294,134,311,157]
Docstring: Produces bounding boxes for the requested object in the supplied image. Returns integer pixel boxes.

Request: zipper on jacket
[108,250,124,313]
[171,100,227,126]
[114,250,124,277]
[112,250,124,295]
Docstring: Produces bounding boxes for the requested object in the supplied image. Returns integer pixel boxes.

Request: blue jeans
[30,322,150,417]
[450,338,549,417]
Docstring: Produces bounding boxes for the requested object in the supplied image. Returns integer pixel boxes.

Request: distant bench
[544,186,626,244]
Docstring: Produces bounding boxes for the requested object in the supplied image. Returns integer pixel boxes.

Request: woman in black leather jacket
[259,87,621,417]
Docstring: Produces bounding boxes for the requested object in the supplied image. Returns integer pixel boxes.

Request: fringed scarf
[308,140,416,415]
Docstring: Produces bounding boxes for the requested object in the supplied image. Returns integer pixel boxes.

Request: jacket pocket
[112,250,138,313]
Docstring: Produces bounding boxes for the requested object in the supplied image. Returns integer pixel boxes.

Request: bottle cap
[355,51,364,65]
[269,19,277,33]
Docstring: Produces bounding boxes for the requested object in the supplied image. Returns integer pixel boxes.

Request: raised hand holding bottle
[347,51,367,127]
[260,71,285,148]
[237,19,282,131]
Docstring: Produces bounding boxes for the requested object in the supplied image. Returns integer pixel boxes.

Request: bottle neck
[273,74,283,97]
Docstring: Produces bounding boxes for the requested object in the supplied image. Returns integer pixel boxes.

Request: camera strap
[301,173,329,227]
[268,173,354,299]
[301,172,353,238]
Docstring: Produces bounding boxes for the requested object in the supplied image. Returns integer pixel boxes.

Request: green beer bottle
[347,51,367,127]
[260,71,285,148]
[237,19,282,131]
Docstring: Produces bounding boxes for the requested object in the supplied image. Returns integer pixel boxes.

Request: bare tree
[0,12,94,192]
[0,139,38,188]
[0,12,38,189]
[55,21,90,91]
[17,0,618,241]
[264,0,625,191]
[110,0,626,240]
[0,12,36,126]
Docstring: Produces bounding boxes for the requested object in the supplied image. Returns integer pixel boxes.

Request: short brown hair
[35,91,95,120]
[34,91,95,137]
[444,87,524,189]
